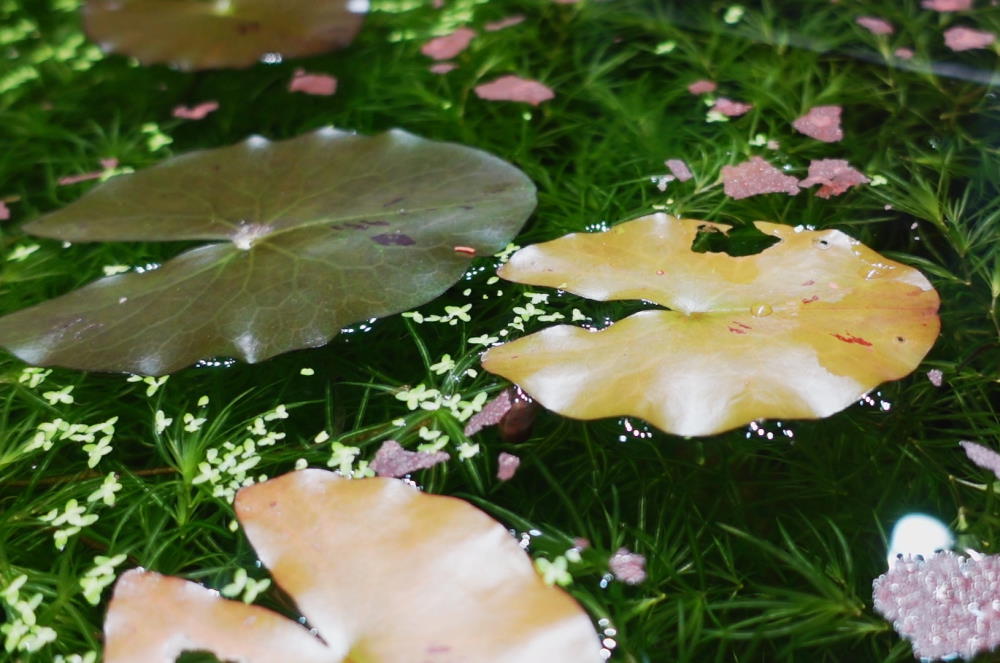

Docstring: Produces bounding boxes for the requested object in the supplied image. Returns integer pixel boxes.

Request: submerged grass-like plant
[1,0,998,661]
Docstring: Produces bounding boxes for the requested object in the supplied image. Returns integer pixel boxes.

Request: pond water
[0,0,998,661]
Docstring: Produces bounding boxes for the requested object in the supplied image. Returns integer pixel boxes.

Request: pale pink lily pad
[944,26,996,51]
[429,62,457,74]
[711,97,753,117]
[922,0,972,11]
[496,452,521,481]
[57,158,119,186]
[609,548,647,585]
[288,69,337,96]
[687,79,717,95]
[721,157,799,199]
[856,16,894,35]
[172,101,219,120]
[421,28,476,60]
[799,159,869,199]
[370,440,449,478]
[475,75,554,106]
[485,15,525,31]
[873,551,1000,660]
[792,106,843,143]
[665,159,693,182]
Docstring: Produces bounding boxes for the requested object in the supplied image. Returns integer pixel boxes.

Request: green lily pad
[0,128,536,374]
[84,0,366,71]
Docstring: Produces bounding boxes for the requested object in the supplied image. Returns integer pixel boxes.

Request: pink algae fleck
[856,16,894,35]
[421,28,476,60]
[799,159,869,198]
[721,157,799,199]
[429,62,458,74]
[288,69,337,96]
[922,0,972,10]
[484,15,525,31]
[894,47,915,59]
[474,75,554,106]
[172,101,219,120]
[665,159,693,182]
[944,26,996,51]
[370,440,449,478]
[792,105,843,143]
[496,452,521,481]
[687,79,717,95]
[609,548,647,585]
[712,97,753,117]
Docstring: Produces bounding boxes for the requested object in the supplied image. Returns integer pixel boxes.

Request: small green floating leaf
[0,128,536,374]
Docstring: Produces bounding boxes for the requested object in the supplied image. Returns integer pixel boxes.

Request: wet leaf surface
[103,470,602,662]
[0,129,536,374]
[482,214,940,437]
[84,0,365,70]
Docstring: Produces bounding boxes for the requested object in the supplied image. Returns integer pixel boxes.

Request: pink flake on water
[927,368,944,387]
[432,0,443,8]
[792,105,843,143]
[894,47,915,59]
[687,79,717,95]
[496,452,521,481]
[609,547,647,585]
[922,0,973,10]
[421,28,476,60]
[474,75,554,106]
[429,62,458,74]
[485,15,525,31]
[172,101,219,120]
[464,389,513,436]
[944,26,996,51]
[856,16,894,35]
[960,440,1000,479]
[370,440,449,478]
[553,0,578,4]
[712,97,753,117]
[288,69,337,96]
[57,158,118,186]
[799,159,869,199]
[873,551,1000,660]
[0,201,9,221]
[721,157,799,199]
[665,159,693,182]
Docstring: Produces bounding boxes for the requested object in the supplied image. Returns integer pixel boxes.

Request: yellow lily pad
[482,214,940,436]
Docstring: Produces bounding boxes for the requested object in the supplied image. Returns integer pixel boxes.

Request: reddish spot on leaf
[664,159,693,182]
[429,62,457,74]
[172,101,219,120]
[453,245,476,256]
[496,452,521,481]
[371,232,416,246]
[728,325,747,334]
[802,295,819,304]
[288,69,337,96]
[922,0,972,11]
[421,28,476,60]
[832,332,872,347]
[687,79,717,95]
[856,16,894,35]
[484,15,525,31]
[799,159,869,199]
[711,97,753,117]
[792,105,843,143]
[944,26,996,51]
[370,440,449,478]
[609,547,647,585]
[721,156,799,199]
[474,75,555,106]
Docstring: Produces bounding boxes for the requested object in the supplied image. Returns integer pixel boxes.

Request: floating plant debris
[721,156,799,199]
[288,69,337,95]
[944,26,996,51]
[172,101,219,120]
[482,214,940,436]
[792,105,843,143]
[711,97,753,117]
[475,75,555,106]
[369,440,449,478]
[798,159,869,198]
[856,16,894,35]
[421,27,476,60]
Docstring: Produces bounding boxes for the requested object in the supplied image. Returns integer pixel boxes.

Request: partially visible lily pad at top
[84,0,366,70]
[482,214,940,437]
[0,128,536,375]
